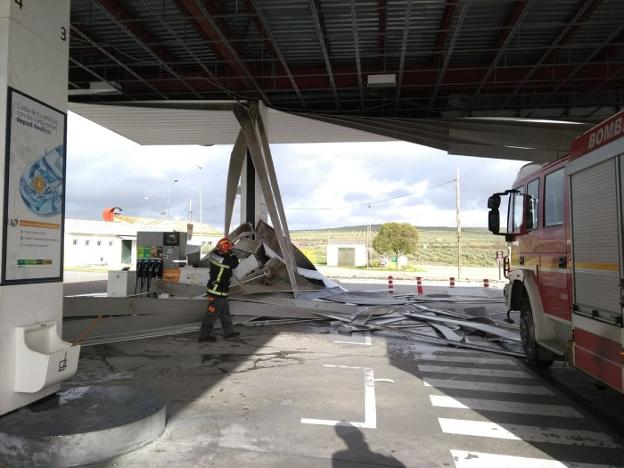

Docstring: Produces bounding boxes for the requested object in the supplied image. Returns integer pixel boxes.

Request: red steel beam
[247,0,306,106]
[174,0,251,84]
[468,0,534,105]
[110,62,621,93]
[596,29,624,63]
[499,0,605,110]
[91,0,171,60]
[529,20,624,116]
[309,0,340,109]
[378,0,386,68]
[174,0,270,103]
[432,1,457,67]
[71,25,168,99]
[89,0,202,98]
[487,0,532,64]
[543,0,604,64]
[395,0,413,112]
[242,0,274,58]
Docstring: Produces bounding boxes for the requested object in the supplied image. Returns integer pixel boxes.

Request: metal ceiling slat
[66,0,624,118]
[427,0,471,115]
[309,0,341,109]
[86,0,204,99]
[248,0,306,106]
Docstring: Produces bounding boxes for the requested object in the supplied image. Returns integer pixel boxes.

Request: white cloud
[66,113,528,231]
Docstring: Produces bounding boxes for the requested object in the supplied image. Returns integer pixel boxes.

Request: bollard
[387,275,394,295]
[449,277,455,288]
[416,276,424,295]
[483,278,490,288]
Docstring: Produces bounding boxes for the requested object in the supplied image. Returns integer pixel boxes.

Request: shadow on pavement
[332,424,405,468]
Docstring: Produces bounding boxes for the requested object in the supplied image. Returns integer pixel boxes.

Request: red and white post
[483,278,490,288]
[387,275,394,295]
[416,277,424,295]
[449,277,455,288]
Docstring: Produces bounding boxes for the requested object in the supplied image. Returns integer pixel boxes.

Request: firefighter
[198,237,240,343]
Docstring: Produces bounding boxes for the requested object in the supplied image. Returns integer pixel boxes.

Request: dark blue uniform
[198,250,239,342]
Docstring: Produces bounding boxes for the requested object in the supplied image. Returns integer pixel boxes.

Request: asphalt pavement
[61,276,624,467]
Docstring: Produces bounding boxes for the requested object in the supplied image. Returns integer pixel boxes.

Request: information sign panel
[2,88,67,284]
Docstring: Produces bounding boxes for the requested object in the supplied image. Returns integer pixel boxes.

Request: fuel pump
[145,259,163,293]
[135,260,149,294]
[135,231,186,293]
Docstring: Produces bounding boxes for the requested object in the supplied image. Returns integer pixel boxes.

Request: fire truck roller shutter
[570,158,622,323]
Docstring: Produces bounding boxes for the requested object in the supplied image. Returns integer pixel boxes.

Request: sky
[66,111,528,231]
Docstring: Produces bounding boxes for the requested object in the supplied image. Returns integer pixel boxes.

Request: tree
[372,223,419,269]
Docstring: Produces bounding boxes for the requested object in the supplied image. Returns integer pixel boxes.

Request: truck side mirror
[487,195,501,210]
[488,209,500,234]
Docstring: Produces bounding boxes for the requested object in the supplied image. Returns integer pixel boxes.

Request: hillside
[290,225,507,267]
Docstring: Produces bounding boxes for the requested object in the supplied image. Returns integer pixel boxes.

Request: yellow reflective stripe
[210,259,230,269]
[209,257,230,295]
[207,289,228,296]
[575,262,619,271]
[509,254,539,267]
[216,265,225,284]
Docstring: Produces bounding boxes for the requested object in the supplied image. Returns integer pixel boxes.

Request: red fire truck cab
[488,110,624,392]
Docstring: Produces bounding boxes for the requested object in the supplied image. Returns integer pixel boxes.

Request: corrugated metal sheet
[571,158,622,318]
[68,0,624,120]
[69,102,393,144]
[70,100,590,161]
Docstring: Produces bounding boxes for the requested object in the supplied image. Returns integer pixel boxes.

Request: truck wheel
[519,294,554,367]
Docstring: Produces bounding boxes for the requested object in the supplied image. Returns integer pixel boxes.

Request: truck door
[539,167,571,321]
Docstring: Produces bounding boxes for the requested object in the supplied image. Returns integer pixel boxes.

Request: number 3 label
[61,26,67,42]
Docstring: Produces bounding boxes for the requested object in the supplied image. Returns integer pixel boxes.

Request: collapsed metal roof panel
[69,101,395,144]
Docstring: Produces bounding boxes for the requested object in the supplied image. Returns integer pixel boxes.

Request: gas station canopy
[68,0,624,159]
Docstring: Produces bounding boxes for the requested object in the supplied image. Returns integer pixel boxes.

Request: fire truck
[488,110,624,392]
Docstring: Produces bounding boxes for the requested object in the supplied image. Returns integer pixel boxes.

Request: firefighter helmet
[216,237,233,253]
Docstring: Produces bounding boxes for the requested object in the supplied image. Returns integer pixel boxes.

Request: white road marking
[323,364,364,370]
[416,355,517,366]
[300,366,376,429]
[439,418,620,448]
[430,395,581,418]
[334,331,372,346]
[450,450,612,468]
[418,365,534,379]
[423,379,554,396]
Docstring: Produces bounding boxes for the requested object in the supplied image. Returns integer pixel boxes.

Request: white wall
[63,231,221,269]
[326,244,367,267]
[64,233,129,269]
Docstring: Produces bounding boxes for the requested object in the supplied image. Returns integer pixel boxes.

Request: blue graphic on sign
[19,145,64,216]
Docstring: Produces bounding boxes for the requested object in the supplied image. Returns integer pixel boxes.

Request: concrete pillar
[0,0,78,417]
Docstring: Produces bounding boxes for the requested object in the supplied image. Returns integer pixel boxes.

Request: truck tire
[519,294,554,367]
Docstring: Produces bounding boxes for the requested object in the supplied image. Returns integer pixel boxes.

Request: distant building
[326,241,367,267]
[64,217,222,269]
